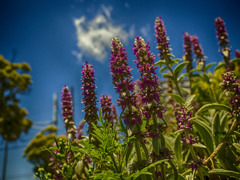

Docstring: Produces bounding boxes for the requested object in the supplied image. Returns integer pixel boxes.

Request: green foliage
[0,55,32,141]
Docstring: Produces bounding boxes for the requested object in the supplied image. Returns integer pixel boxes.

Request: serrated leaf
[192,143,206,149]
[214,62,226,71]
[163,73,174,80]
[230,58,240,64]
[173,62,189,78]
[205,62,216,71]
[185,95,196,108]
[169,93,184,105]
[193,119,214,153]
[233,143,240,151]
[209,169,240,178]
[196,103,231,115]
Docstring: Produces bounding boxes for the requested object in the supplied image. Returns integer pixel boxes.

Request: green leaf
[163,73,174,80]
[233,143,240,151]
[169,93,184,105]
[193,119,214,153]
[153,136,159,155]
[173,62,189,78]
[140,141,149,159]
[155,60,166,67]
[185,95,196,108]
[214,62,226,71]
[125,143,133,166]
[196,103,231,115]
[230,58,240,64]
[174,129,185,135]
[160,66,168,73]
[209,169,240,179]
[168,160,180,180]
[192,143,206,149]
[205,62,216,71]
[212,112,220,145]
[174,134,182,164]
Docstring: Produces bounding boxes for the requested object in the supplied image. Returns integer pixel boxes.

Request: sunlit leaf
[196,103,231,115]
[209,169,240,179]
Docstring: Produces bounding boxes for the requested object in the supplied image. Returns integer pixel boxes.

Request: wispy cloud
[140,24,151,41]
[73,5,135,63]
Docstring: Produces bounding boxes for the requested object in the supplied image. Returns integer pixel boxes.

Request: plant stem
[165,56,183,97]
[203,118,238,165]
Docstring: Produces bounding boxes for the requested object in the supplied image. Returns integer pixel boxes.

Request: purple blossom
[222,71,240,117]
[191,35,205,68]
[100,94,113,123]
[77,120,85,140]
[215,17,230,49]
[81,61,98,132]
[110,37,142,125]
[133,36,164,120]
[183,32,193,72]
[174,106,196,146]
[155,17,171,59]
[61,86,76,139]
[235,50,240,58]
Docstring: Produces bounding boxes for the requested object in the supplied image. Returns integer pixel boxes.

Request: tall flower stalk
[183,33,193,93]
[155,16,182,97]
[100,94,113,124]
[61,86,76,140]
[191,35,205,71]
[110,37,145,174]
[133,36,164,123]
[215,17,233,70]
[155,17,204,180]
[110,37,141,126]
[81,61,98,138]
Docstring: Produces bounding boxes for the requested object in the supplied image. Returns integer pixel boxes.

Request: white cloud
[73,5,135,63]
[140,24,151,41]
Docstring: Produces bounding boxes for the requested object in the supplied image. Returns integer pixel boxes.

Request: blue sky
[0,0,240,179]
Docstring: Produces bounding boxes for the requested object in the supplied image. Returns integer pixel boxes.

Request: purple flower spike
[155,17,171,59]
[235,50,240,58]
[191,35,205,68]
[77,120,85,140]
[174,105,196,146]
[110,37,142,126]
[133,36,164,120]
[215,17,230,49]
[222,71,240,117]
[61,86,76,139]
[100,94,113,123]
[183,33,193,72]
[81,61,98,129]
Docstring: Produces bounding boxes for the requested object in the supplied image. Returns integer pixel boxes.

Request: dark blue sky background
[0,0,240,179]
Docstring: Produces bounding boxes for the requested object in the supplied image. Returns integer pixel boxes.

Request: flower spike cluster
[61,86,76,139]
[183,32,193,72]
[81,61,98,131]
[215,17,230,49]
[100,94,113,123]
[174,106,196,146]
[155,17,171,59]
[110,37,141,125]
[191,35,205,68]
[222,71,240,117]
[77,120,85,140]
[133,36,164,120]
